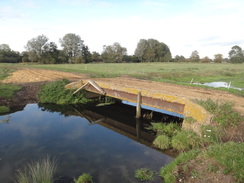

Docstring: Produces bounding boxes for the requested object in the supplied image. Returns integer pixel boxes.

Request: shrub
[171,131,202,151]
[38,79,91,105]
[135,168,154,181]
[153,135,171,150]
[74,173,93,183]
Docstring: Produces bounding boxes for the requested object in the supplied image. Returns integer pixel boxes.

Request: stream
[0,102,182,183]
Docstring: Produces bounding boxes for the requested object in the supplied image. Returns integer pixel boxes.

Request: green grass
[15,156,58,183]
[0,67,16,80]
[160,142,244,183]
[153,135,171,150]
[0,106,10,114]
[135,168,154,181]
[3,63,244,95]
[74,173,93,183]
[38,79,91,105]
[171,131,202,151]
[197,99,243,127]
[0,84,22,98]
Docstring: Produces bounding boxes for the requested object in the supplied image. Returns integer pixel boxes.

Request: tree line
[0,33,244,64]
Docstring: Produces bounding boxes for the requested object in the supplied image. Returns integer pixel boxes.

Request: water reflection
[0,103,175,183]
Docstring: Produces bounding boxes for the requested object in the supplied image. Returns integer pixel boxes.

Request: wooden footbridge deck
[66,79,211,132]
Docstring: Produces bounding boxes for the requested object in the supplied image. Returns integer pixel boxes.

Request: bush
[153,135,171,150]
[171,131,202,151]
[135,168,154,181]
[38,79,91,105]
[74,173,93,183]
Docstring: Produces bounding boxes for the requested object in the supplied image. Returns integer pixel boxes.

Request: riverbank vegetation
[147,99,244,182]
[0,67,22,114]
[38,79,91,105]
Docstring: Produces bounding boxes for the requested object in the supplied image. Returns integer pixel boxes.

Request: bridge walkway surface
[66,77,213,133]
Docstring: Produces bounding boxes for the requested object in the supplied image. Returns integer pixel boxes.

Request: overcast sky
[0,0,244,58]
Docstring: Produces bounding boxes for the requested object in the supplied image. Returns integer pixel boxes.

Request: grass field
[2,62,244,95]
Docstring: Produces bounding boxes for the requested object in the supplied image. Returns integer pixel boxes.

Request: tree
[229,45,244,63]
[0,44,21,63]
[189,50,200,62]
[59,33,84,60]
[201,56,212,63]
[213,54,223,63]
[0,44,11,51]
[41,42,59,64]
[91,51,102,62]
[101,42,127,63]
[25,35,49,62]
[134,39,171,62]
[82,45,92,63]
[173,55,186,62]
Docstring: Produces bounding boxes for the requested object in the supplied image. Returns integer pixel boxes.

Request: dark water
[0,103,177,183]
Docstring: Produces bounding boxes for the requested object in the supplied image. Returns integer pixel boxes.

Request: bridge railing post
[136,92,142,118]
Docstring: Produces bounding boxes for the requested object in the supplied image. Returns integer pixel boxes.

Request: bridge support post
[136,92,142,118]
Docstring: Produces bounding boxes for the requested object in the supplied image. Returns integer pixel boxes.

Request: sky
[0,0,244,58]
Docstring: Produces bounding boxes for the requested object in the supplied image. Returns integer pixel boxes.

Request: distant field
[2,62,244,95]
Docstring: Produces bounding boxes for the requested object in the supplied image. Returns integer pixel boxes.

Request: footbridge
[66,79,211,133]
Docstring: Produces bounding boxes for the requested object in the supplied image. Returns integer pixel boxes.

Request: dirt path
[2,68,244,116]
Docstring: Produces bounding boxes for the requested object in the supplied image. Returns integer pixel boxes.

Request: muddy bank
[0,82,42,108]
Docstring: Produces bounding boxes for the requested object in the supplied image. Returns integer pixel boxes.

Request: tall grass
[15,156,58,183]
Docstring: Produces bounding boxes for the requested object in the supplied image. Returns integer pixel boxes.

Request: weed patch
[135,168,154,181]
[38,79,91,105]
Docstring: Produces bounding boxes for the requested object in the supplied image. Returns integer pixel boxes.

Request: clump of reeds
[15,156,58,183]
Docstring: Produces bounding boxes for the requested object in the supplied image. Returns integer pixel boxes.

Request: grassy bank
[0,67,22,114]
[3,62,244,96]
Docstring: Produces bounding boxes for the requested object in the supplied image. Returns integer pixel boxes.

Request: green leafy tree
[82,45,92,63]
[25,35,49,62]
[229,45,244,63]
[59,33,84,61]
[189,50,200,62]
[214,54,223,63]
[101,42,127,63]
[173,55,186,62]
[0,44,21,63]
[0,44,11,51]
[134,39,171,62]
[91,51,102,62]
[41,42,59,64]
